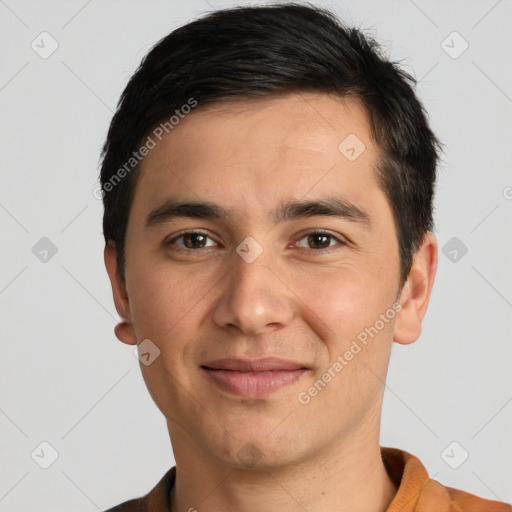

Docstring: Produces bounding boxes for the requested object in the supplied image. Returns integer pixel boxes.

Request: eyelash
[165,229,347,253]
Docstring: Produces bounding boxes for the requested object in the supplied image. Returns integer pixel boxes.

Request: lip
[201,357,309,398]
[202,357,306,372]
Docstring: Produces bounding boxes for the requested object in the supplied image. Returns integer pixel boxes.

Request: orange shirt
[104,447,512,511]
[382,448,511,511]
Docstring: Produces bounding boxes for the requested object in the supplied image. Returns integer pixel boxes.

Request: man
[99,3,511,511]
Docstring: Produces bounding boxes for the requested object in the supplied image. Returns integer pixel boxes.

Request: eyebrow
[145,196,371,229]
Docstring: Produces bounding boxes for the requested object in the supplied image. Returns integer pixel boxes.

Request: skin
[105,92,438,512]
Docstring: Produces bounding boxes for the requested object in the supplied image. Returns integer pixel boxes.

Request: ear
[393,232,438,345]
[104,242,137,346]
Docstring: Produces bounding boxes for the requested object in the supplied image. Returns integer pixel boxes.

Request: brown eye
[167,231,216,250]
[295,231,345,250]
[182,232,207,248]
[307,233,331,249]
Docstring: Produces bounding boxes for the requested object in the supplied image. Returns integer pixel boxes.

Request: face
[106,92,432,470]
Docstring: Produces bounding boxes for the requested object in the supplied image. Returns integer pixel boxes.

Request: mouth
[200,357,309,398]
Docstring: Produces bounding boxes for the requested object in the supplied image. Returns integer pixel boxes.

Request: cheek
[128,265,204,345]
[128,265,208,420]
[294,266,395,347]
[295,270,395,414]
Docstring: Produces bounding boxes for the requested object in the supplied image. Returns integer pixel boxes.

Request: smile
[200,357,309,398]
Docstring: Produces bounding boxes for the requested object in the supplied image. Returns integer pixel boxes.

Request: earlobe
[104,243,137,346]
[393,232,438,345]
[114,321,137,346]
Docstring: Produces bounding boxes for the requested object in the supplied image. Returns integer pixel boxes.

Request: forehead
[132,92,385,225]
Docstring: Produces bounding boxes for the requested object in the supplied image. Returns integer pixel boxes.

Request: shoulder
[102,467,176,512]
[103,498,140,512]
[415,478,512,512]
[441,484,512,512]
[381,447,512,512]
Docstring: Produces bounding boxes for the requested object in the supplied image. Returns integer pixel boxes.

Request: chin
[207,432,309,471]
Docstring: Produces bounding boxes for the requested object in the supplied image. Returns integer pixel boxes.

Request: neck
[168,423,397,512]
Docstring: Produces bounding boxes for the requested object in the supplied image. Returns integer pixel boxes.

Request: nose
[212,249,295,336]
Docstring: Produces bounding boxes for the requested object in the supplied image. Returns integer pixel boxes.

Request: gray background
[1,0,511,510]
